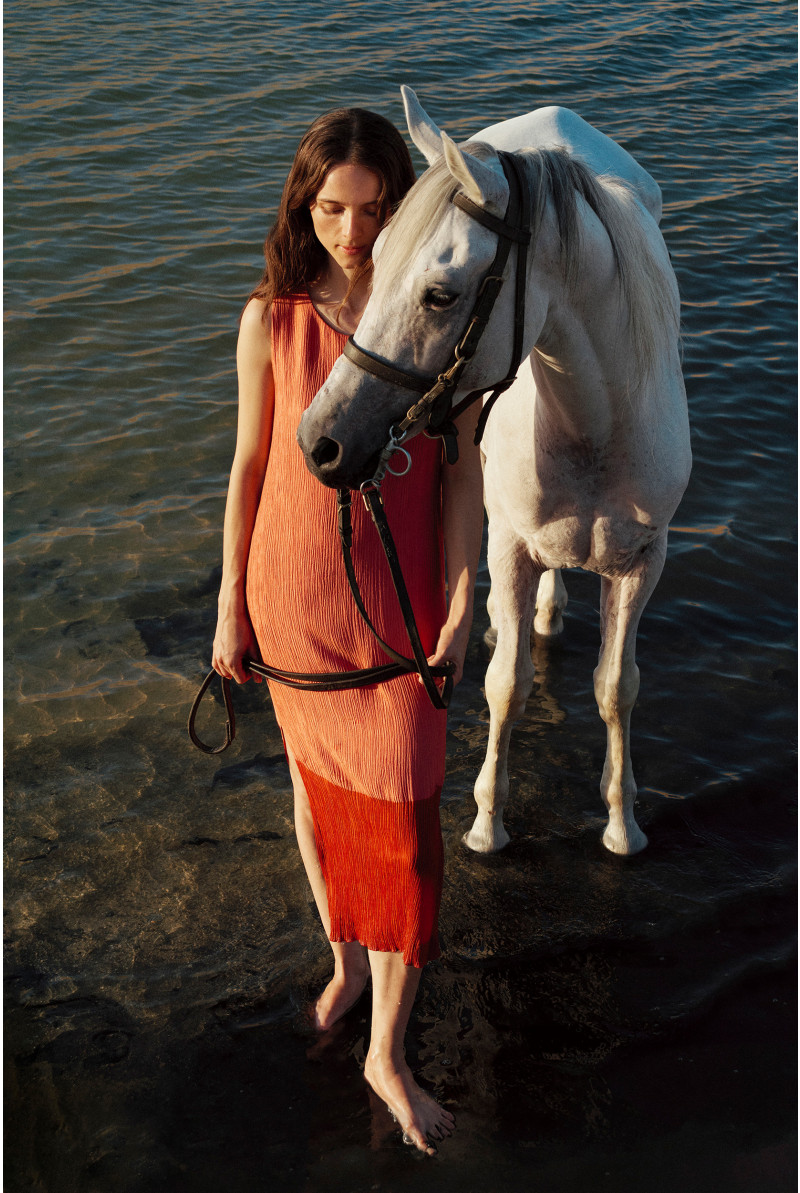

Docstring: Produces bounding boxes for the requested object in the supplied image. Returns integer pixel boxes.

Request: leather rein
[188,150,531,755]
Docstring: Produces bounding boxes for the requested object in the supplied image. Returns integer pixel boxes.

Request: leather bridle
[188,150,532,754]
[343,149,532,463]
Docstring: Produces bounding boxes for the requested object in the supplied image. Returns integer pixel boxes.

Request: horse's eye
[423,288,457,311]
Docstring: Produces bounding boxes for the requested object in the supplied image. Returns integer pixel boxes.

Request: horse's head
[297,87,520,490]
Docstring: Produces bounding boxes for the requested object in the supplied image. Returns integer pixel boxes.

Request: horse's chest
[509,453,662,574]
[482,383,679,575]
[529,513,660,575]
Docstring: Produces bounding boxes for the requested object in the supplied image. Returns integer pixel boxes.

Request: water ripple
[4,7,796,1160]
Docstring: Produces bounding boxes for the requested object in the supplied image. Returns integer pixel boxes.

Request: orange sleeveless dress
[245,294,447,967]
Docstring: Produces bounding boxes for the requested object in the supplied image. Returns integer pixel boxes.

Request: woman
[212,107,483,1155]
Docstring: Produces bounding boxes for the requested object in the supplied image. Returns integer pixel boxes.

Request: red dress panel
[245,294,447,967]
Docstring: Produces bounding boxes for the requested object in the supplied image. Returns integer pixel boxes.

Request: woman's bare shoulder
[238,297,271,361]
[240,296,270,334]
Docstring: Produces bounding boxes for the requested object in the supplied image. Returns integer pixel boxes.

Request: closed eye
[423,288,458,311]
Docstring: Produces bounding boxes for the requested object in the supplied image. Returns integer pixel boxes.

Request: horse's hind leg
[593,535,667,855]
[534,568,568,637]
[485,568,565,649]
[466,531,538,853]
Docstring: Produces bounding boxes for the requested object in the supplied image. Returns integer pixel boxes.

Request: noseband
[343,149,532,464]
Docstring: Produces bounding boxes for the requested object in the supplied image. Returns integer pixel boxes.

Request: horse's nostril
[310,437,340,469]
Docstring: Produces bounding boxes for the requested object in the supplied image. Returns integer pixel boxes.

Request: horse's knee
[484,586,498,651]
[484,650,534,723]
[593,660,640,724]
[486,585,496,626]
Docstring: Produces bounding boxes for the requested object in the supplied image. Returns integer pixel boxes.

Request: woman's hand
[427,401,485,691]
[212,606,262,684]
[425,617,471,687]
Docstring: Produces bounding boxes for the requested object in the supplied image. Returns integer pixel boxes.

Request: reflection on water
[4,0,796,1188]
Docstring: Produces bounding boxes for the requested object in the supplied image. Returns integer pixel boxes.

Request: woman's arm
[427,403,485,685]
[212,298,275,683]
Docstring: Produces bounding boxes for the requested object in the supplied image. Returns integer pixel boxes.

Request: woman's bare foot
[313,945,369,1031]
[364,1052,455,1155]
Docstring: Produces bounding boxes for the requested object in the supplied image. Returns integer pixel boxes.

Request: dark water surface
[5,1,796,1190]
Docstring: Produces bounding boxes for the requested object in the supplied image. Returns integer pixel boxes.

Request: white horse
[298,88,691,856]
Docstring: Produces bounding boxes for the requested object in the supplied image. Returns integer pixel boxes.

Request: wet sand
[6,890,795,1193]
[6,635,796,1192]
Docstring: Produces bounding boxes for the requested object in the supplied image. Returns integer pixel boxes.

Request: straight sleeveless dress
[245,294,448,967]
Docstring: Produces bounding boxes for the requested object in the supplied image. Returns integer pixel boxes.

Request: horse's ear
[441,132,509,214]
[401,85,444,166]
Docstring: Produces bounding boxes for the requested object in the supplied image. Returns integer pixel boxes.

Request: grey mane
[375,143,679,386]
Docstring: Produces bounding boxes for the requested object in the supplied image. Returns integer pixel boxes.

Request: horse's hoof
[533,611,564,637]
[483,626,498,651]
[601,822,648,855]
[463,814,510,853]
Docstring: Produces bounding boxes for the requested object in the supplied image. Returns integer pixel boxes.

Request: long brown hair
[248,108,415,314]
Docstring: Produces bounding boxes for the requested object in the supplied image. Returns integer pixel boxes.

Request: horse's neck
[530,338,618,445]
[529,203,635,442]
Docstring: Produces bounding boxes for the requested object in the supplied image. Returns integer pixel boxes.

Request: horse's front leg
[593,534,667,855]
[466,533,539,853]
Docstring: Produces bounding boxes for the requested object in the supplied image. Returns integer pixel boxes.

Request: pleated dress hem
[297,757,444,969]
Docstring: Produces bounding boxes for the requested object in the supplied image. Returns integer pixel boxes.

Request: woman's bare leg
[364,951,455,1154]
[287,745,369,1029]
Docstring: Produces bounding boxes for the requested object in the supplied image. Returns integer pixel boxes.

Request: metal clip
[362,425,413,500]
[385,424,412,476]
[386,445,412,476]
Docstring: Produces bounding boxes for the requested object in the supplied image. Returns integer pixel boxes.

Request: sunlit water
[5,1,796,1190]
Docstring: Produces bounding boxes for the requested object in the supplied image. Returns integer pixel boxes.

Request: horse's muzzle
[309,435,341,472]
[299,427,381,490]
[302,433,345,487]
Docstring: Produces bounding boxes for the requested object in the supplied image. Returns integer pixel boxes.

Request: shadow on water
[5,525,795,1193]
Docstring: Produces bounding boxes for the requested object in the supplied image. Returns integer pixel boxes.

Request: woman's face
[309,162,383,274]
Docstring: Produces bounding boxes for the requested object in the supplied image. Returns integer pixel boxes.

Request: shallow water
[4,0,796,1189]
